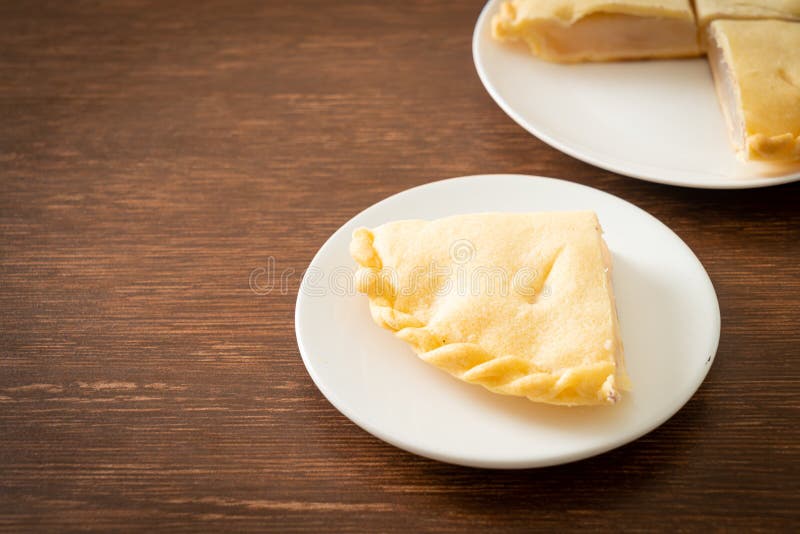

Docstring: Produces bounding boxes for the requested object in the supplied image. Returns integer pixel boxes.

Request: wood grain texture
[1,0,798,531]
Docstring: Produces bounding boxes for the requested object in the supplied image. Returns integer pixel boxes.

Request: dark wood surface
[1,1,798,531]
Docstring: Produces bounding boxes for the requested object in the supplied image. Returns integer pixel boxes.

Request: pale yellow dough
[350,211,630,407]
[694,0,800,28]
[708,19,800,161]
[492,0,700,62]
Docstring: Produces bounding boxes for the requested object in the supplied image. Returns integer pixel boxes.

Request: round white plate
[473,0,800,189]
[295,175,720,468]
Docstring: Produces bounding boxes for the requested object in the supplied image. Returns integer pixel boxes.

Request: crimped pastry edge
[350,226,623,406]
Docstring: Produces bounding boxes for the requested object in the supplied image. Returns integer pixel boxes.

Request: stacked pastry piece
[493,0,800,162]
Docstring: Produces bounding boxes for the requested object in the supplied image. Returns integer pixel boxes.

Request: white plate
[473,0,800,189]
[295,175,720,468]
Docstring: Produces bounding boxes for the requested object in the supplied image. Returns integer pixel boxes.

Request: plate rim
[295,174,721,468]
[471,0,800,190]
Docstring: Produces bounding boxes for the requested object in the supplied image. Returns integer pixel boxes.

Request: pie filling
[599,230,629,401]
[706,26,746,154]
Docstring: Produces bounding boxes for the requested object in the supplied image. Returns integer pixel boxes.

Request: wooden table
[1,1,798,531]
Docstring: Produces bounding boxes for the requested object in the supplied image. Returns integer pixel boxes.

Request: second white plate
[295,174,720,468]
[473,0,800,189]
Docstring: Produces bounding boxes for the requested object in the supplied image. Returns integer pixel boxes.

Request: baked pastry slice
[694,0,800,29]
[492,0,700,62]
[694,1,800,50]
[707,19,800,161]
[350,211,629,406]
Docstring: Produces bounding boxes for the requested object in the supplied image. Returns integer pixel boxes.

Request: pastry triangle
[350,211,629,406]
[707,19,800,161]
[492,0,700,63]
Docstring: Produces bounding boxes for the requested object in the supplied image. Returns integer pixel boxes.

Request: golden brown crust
[709,19,800,162]
[695,0,800,28]
[350,214,627,406]
[492,0,700,63]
